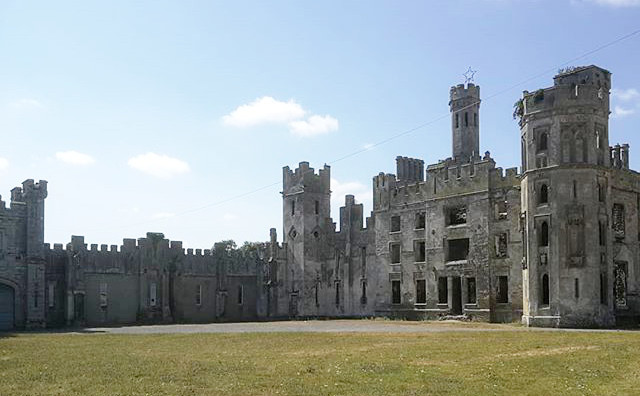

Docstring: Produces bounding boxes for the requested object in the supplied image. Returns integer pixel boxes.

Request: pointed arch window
[539,184,548,205]
[542,274,550,305]
[540,221,549,247]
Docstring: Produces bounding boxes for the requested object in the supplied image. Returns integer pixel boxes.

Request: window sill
[446,259,468,265]
[447,224,467,229]
[436,303,449,309]
[389,231,401,235]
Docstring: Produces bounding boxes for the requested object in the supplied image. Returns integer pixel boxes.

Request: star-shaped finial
[463,67,477,84]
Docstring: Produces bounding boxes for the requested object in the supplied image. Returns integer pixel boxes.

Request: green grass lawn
[1,324,639,395]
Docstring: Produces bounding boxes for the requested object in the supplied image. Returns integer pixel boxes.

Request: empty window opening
[416,279,426,304]
[496,200,508,220]
[574,278,580,299]
[495,233,508,258]
[361,247,367,277]
[600,273,607,305]
[598,183,605,202]
[497,276,509,303]
[599,221,606,246]
[391,280,401,304]
[415,212,426,229]
[573,180,578,199]
[537,133,548,152]
[467,277,476,304]
[455,113,459,128]
[314,200,319,215]
[237,285,244,305]
[542,274,550,305]
[464,112,469,127]
[540,222,549,247]
[390,215,401,232]
[447,238,469,262]
[195,284,202,306]
[447,206,467,225]
[539,184,548,204]
[361,281,367,305]
[390,243,401,264]
[414,240,426,262]
[438,277,448,304]
[335,282,340,306]
[315,284,319,307]
[291,200,295,216]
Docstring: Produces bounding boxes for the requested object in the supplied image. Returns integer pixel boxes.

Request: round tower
[449,83,481,163]
[519,65,613,327]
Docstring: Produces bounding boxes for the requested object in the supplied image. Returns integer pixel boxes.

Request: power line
[78,27,640,234]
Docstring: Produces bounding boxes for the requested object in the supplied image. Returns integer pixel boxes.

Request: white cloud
[10,98,44,111]
[151,212,176,219]
[222,96,306,127]
[612,88,640,101]
[288,115,339,137]
[0,157,8,172]
[128,153,190,179]
[222,96,339,137]
[613,106,636,118]
[586,0,640,6]
[223,213,238,221]
[55,150,95,166]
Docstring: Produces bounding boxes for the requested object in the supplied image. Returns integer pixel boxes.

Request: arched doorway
[0,283,15,330]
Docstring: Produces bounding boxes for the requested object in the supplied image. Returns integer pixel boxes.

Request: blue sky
[1,0,640,249]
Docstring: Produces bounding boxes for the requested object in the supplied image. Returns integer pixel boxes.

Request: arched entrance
[0,283,15,330]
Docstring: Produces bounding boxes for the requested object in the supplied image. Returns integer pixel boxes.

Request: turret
[11,179,48,260]
[449,83,481,163]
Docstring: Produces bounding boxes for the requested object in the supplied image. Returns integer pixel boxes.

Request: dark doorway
[451,277,462,315]
[0,284,15,330]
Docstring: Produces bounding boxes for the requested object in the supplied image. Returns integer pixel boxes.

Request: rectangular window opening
[467,277,476,304]
[391,280,401,304]
[391,215,401,232]
[438,277,448,304]
[414,240,426,262]
[416,279,426,304]
[196,284,202,306]
[497,276,508,303]
[447,238,469,262]
[415,212,426,229]
[447,206,467,226]
[390,243,401,264]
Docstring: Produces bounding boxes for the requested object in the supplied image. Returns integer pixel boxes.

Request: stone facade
[1,65,638,329]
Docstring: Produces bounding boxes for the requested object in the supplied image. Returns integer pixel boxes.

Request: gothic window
[455,113,459,128]
[600,273,607,305]
[467,277,476,304]
[598,183,604,202]
[414,240,426,262]
[438,277,448,304]
[361,247,366,277]
[541,274,550,306]
[390,243,401,264]
[539,184,548,205]
[599,221,606,246]
[615,262,627,308]
[360,280,367,305]
[335,282,341,306]
[613,204,625,240]
[314,200,319,215]
[497,276,509,303]
[465,112,469,127]
[390,215,401,232]
[539,222,549,247]
[573,180,578,199]
[48,283,55,308]
[495,233,508,258]
[537,133,548,152]
[415,212,426,229]
[291,200,295,216]
[416,279,426,304]
[574,278,580,299]
[391,280,401,304]
[562,132,571,163]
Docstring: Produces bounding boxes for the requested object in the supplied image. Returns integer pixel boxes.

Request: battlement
[283,161,330,194]
[489,167,521,188]
[10,179,48,202]
[396,156,424,183]
[450,83,480,102]
[521,66,610,118]
[58,233,210,256]
[610,143,631,170]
